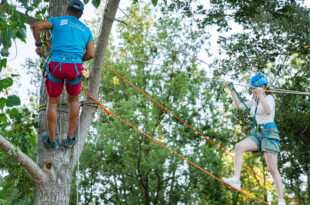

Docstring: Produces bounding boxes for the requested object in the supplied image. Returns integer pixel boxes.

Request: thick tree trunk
[35,79,73,204]
[34,0,120,204]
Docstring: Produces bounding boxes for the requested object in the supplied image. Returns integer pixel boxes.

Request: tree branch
[0,134,47,185]
[0,0,40,25]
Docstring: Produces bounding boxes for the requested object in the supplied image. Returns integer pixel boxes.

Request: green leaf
[0,78,13,92]
[8,29,14,39]
[7,108,19,118]
[0,47,9,57]
[151,0,158,6]
[92,0,100,8]
[0,13,6,21]
[16,28,26,42]
[6,95,20,107]
[0,58,7,71]
[83,0,89,4]
[0,189,6,199]
[11,74,19,77]
[0,98,6,109]
[0,114,7,123]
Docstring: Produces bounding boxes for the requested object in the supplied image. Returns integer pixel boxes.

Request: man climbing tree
[0,0,119,203]
[32,0,95,150]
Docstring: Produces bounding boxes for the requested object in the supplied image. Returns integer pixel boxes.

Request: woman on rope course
[222,74,285,205]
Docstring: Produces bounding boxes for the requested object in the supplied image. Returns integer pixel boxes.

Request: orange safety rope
[81,86,111,115]
[103,63,300,205]
[81,86,270,204]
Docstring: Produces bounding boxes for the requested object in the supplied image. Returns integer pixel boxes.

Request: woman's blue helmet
[250,74,268,87]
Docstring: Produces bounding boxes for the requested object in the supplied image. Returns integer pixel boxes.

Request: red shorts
[45,62,83,98]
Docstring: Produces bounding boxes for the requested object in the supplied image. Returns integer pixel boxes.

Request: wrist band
[35,42,43,47]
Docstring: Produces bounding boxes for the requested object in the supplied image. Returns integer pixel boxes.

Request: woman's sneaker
[222,176,241,190]
[278,199,286,205]
[42,135,58,150]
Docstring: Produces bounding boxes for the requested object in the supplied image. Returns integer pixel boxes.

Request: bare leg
[234,138,258,180]
[67,95,80,139]
[47,97,60,142]
[264,152,284,200]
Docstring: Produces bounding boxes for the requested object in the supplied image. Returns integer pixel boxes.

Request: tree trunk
[34,0,120,204]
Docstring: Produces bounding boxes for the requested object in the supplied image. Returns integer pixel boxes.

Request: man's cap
[68,0,84,11]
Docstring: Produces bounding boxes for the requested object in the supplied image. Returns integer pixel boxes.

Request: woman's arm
[256,87,272,115]
[225,82,241,109]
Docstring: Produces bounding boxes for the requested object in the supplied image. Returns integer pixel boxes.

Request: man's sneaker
[222,176,241,190]
[42,135,58,150]
[65,135,78,148]
[278,199,286,205]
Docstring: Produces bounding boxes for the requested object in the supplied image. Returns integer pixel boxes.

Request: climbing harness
[43,54,89,81]
[46,54,82,85]
[43,56,50,78]
[254,122,280,151]
[229,82,281,152]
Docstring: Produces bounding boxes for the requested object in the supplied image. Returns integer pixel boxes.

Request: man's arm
[82,41,95,61]
[32,20,53,56]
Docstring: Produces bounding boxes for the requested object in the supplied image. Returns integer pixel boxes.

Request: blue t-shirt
[48,15,93,61]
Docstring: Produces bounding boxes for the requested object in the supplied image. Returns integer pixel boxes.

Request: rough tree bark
[0,0,120,204]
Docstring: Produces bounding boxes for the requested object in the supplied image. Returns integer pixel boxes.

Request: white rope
[118,7,138,27]
[110,51,310,96]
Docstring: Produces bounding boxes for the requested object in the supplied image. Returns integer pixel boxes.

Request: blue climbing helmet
[250,73,268,87]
